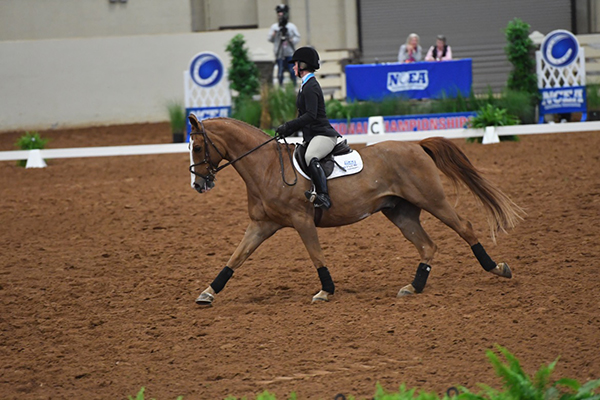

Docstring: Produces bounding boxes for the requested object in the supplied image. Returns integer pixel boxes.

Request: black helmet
[275,4,289,14]
[289,47,320,70]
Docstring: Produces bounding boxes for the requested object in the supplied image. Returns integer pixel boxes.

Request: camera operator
[268,4,301,86]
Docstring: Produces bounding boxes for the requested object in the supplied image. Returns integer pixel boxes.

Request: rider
[276,46,341,210]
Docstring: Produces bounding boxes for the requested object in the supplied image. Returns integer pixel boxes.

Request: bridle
[189,120,297,186]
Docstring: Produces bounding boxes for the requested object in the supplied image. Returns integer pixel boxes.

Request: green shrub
[231,96,262,127]
[15,131,49,167]
[469,104,519,129]
[267,83,297,126]
[166,100,186,133]
[586,83,600,110]
[504,18,538,98]
[460,345,600,400]
[226,34,260,106]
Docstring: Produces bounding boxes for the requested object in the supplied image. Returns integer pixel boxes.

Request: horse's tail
[419,136,524,241]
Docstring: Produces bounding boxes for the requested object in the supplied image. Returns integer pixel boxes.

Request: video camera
[278,15,288,38]
[276,4,289,39]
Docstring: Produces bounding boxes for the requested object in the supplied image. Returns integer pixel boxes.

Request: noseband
[189,120,297,186]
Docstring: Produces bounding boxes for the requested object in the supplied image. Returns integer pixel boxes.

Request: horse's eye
[193,146,202,153]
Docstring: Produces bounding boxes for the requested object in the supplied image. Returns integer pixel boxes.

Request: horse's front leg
[292,214,334,303]
[196,220,282,306]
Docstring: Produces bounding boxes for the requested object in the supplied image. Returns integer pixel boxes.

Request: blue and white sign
[540,87,586,114]
[346,59,472,101]
[541,30,580,68]
[189,52,225,88]
[536,30,587,122]
[387,70,429,92]
[184,51,232,138]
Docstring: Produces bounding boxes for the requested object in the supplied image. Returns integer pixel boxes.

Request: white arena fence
[1,121,600,166]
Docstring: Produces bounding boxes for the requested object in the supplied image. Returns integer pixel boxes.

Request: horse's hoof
[490,262,512,279]
[195,292,214,306]
[312,290,330,303]
[397,284,416,297]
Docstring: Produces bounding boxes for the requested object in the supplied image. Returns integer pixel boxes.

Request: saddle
[293,139,364,180]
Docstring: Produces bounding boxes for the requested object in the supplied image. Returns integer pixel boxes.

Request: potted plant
[167,100,186,143]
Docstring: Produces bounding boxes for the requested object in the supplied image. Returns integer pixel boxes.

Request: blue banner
[345,59,472,102]
[539,86,586,115]
[330,111,475,135]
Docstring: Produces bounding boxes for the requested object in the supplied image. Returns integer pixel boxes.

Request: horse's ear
[188,114,200,132]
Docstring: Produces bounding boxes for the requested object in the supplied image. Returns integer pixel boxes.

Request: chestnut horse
[188,115,523,306]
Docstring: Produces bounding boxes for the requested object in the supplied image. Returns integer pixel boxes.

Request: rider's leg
[304,136,337,209]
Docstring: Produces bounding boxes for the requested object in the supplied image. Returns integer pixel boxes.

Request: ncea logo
[189,52,224,88]
[387,70,428,92]
[541,87,585,110]
[541,30,579,68]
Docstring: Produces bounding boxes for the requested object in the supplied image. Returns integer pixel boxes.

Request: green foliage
[469,104,519,129]
[15,131,49,150]
[226,34,260,103]
[460,345,600,400]
[15,131,49,167]
[586,83,600,110]
[504,18,538,97]
[231,96,262,127]
[166,100,186,133]
[267,83,298,126]
[128,387,183,400]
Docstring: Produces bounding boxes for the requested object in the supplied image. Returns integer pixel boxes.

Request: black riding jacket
[284,76,340,143]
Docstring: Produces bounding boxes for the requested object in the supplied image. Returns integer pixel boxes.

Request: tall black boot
[305,158,332,210]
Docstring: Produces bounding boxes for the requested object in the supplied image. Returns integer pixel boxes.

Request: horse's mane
[205,117,272,139]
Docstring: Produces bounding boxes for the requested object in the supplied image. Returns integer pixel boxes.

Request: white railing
[2,121,600,167]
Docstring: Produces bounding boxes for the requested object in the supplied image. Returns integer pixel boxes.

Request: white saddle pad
[293,149,364,180]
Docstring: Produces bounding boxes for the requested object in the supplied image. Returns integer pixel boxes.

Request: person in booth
[398,33,422,63]
[425,35,453,61]
[268,4,301,86]
[275,47,341,210]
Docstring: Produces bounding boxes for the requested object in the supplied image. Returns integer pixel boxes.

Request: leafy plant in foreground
[459,345,600,400]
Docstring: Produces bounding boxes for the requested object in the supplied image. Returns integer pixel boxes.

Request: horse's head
[188,114,225,194]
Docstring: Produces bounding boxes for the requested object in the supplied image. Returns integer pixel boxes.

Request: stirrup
[305,187,317,203]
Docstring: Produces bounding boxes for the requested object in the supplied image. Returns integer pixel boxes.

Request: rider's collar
[301,73,315,88]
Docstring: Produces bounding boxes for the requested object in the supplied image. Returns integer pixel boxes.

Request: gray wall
[0,29,271,132]
[358,0,572,92]
[0,0,193,40]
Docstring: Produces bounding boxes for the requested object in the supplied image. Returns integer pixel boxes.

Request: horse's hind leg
[196,219,282,306]
[423,198,512,279]
[382,200,438,297]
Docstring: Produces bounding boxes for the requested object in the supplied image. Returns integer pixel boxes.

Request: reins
[189,120,297,186]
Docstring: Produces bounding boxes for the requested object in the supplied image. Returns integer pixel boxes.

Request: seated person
[425,35,452,61]
[398,33,422,63]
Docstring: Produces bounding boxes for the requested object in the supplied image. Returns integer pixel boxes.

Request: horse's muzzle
[193,180,215,194]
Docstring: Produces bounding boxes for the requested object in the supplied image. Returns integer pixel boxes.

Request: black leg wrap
[471,243,496,272]
[210,266,234,294]
[411,263,431,293]
[317,267,335,294]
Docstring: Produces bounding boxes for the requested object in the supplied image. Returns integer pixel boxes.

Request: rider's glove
[275,123,290,138]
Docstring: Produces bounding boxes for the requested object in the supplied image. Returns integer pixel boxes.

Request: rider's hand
[275,123,289,138]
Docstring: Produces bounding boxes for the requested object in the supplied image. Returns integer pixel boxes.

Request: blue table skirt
[345,59,472,102]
